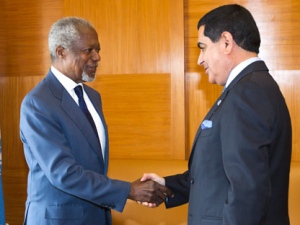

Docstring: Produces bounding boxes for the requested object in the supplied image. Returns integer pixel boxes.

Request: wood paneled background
[0,0,299,224]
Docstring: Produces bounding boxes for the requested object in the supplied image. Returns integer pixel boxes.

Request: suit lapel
[45,71,105,166]
[188,91,227,169]
[188,61,269,169]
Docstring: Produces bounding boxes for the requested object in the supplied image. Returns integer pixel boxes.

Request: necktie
[74,85,99,140]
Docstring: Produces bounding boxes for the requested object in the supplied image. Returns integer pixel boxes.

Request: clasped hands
[128,173,172,208]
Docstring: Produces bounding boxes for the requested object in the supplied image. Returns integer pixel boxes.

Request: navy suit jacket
[165,61,292,225]
[20,71,130,225]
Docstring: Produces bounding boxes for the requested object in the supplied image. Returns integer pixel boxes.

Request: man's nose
[92,50,101,62]
[197,51,204,66]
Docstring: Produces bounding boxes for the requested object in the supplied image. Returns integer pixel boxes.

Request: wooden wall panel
[108,159,188,225]
[1,0,299,224]
[64,0,186,159]
[87,74,171,159]
[0,0,63,78]
[64,0,172,74]
[185,0,300,161]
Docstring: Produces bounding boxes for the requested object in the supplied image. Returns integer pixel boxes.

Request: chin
[82,73,96,82]
[208,77,215,84]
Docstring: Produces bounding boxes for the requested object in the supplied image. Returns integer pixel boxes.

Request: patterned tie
[74,85,99,140]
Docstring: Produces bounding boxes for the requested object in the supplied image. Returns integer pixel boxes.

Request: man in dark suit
[20,17,171,225]
[141,4,292,225]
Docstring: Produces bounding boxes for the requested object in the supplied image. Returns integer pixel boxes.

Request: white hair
[48,17,95,61]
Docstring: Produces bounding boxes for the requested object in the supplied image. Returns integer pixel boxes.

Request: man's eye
[197,43,205,51]
[85,49,92,53]
[200,46,206,52]
[83,48,100,54]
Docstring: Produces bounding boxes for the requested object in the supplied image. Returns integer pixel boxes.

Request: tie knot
[74,85,83,98]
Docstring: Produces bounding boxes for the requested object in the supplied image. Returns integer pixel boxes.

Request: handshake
[128,173,173,208]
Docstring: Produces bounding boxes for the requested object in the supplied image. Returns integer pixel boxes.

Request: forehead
[78,26,98,39]
[197,26,209,45]
[75,27,100,46]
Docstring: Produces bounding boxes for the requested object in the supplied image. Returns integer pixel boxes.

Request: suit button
[190,179,194,184]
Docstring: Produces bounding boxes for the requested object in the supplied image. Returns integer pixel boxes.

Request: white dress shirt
[51,66,106,158]
[224,57,261,88]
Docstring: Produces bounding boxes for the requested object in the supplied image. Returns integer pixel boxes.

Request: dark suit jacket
[165,61,292,225]
[20,71,130,225]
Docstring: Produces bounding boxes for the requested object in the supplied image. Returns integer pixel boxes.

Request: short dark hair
[197,4,260,54]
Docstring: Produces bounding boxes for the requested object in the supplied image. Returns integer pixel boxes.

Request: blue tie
[74,86,99,140]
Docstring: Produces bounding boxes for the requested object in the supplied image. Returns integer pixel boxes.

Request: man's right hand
[128,177,172,207]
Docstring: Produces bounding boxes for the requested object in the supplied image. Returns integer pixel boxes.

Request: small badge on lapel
[201,120,213,130]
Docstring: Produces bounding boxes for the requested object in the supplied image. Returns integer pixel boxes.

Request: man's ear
[56,46,66,59]
[221,31,233,54]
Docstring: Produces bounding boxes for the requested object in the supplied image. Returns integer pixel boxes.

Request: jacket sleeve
[164,170,190,208]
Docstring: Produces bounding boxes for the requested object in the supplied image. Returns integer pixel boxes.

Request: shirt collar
[225,57,261,88]
[51,66,80,91]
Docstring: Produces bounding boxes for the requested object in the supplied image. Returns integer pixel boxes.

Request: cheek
[208,58,223,80]
[73,59,86,72]
[65,57,77,69]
